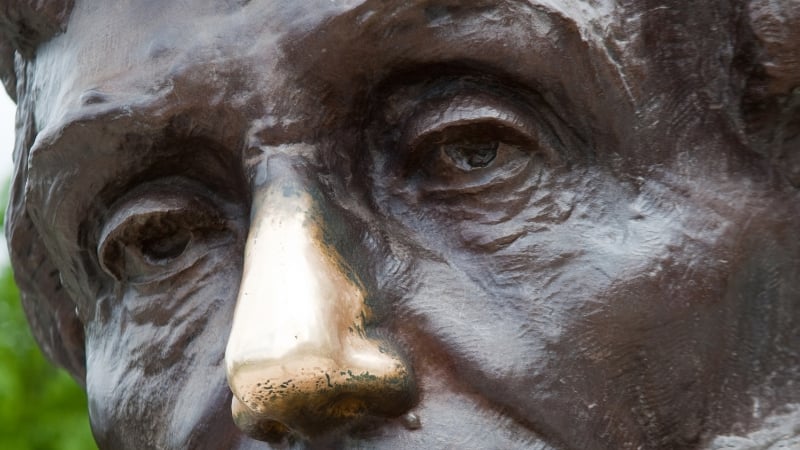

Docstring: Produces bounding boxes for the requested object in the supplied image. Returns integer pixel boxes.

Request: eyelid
[98,196,209,253]
[403,93,544,153]
[96,180,223,281]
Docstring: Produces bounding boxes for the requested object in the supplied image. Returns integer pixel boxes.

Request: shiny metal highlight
[225,179,413,438]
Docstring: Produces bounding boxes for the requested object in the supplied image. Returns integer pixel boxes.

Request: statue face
[10,0,800,448]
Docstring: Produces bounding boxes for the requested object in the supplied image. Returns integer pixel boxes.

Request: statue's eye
[139,226,192,263]
[97,181,228,284]
[400,95,550,193]
[443,140,498,170]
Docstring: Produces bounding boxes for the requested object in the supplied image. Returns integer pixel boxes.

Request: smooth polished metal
[225,178,413,438]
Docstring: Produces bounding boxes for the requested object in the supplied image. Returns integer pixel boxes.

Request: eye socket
[97,183,227,284]
[400,94,548,192]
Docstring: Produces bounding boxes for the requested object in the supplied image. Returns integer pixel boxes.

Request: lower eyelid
[420,152,534,194]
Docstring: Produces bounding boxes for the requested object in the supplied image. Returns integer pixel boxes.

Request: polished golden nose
[224,179,415,441]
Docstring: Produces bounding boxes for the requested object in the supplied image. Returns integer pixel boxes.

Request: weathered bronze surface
[1,1,799,449]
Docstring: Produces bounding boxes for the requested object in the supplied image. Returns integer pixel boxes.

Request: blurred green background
[0,183,98,449]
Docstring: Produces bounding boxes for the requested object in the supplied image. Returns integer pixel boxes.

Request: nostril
[241,419,291,445]
[231,397,292,445]
[228,354,417,440]
[326,395,368,419]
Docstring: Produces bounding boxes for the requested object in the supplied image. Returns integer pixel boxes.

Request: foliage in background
[0,182,97,449]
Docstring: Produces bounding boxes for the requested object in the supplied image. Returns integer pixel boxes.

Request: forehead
[32,0,625,128]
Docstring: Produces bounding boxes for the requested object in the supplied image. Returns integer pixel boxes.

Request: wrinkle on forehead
[531,0,617,33]
[31,0,370,132]
[25,0,640,179]
[533,0,638,104]
[33,0,627,132]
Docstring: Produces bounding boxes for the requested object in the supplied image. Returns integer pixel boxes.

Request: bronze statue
[1,1,798,449]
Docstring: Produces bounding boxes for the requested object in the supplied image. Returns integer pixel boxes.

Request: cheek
[391,171,753,443]
[84,255,242,449]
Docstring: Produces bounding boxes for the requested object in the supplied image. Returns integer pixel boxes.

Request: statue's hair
[0,0,84,383]
[0,1,74,100]
[0,0,797,385]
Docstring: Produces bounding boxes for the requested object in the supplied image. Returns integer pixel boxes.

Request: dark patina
[1,1,799,449]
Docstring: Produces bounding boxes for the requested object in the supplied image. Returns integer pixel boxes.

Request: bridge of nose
[224,172,415,440]
[225,181,358,367]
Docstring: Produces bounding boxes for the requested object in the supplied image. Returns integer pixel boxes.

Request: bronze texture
[1,1,799,448]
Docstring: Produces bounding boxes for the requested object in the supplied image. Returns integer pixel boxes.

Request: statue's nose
[224,174,415,442]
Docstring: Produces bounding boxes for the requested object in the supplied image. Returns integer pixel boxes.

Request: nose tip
[225,180,415,440]
[230,343,414,440]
